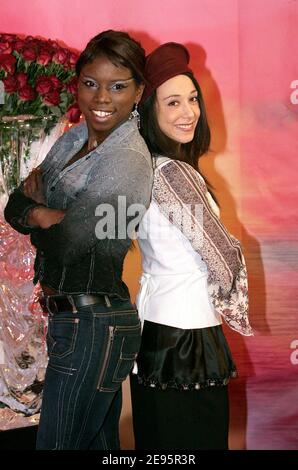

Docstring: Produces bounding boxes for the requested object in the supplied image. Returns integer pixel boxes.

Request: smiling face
[155,74,200,144]
[78,55,144,143]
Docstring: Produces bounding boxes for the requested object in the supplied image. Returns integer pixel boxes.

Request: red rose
[51,41,60,50]
[3,76,18,93]
[22,46,37,62]
[16,72,28,88]
[18,84,36,101]
[36,76,54,95]
[0,34,16,42]
[0,41,12,54]
[65,77,78,94]
[53,48,68,65]
[14,40,25,52]
[43,90,61,106]
[66,103,81,123]
[37,47,53,66]
[0,53,16,74]
[68,52,79,67]
[48,75,62,90]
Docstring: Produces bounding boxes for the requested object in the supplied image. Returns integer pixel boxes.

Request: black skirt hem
[134,369,237,390]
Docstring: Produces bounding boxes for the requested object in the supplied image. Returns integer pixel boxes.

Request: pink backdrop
[1,0,297,450]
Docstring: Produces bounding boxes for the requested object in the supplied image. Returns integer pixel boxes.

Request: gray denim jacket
[4,117,153,298]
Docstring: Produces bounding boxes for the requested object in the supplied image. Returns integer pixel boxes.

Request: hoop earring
[129,103,140,129]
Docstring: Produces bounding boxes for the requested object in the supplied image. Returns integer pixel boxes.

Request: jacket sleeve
[153,160,244,296]
[33,149,153,266]
[4,186,46,235]
[3,131,64,235]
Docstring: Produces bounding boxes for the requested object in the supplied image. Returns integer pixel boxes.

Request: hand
[27,206,66,229]
[23,167,45,204]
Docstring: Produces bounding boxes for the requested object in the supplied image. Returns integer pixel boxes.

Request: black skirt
[134,321,237,390]
[130,321,236,450]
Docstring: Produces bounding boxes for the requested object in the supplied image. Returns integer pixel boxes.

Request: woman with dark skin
[4,30,152,450]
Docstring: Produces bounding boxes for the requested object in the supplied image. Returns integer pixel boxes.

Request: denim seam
[46,364,77,371]
[67,345,88,449]
[115,324,141,331]
[47,364,75,375]
[100,429,108,450]
[72,317,96,446]
[61,352,76,449]
[93,310,137,316]
[53,380,64,450]
[57,330,81,449]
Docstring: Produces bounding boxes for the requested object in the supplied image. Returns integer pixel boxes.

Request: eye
[110,82,128,91]
[191,95,199,103]
[81,79,98,89]
[168,100,179,106]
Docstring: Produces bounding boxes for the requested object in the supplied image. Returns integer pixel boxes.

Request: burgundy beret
[141,42,192,104]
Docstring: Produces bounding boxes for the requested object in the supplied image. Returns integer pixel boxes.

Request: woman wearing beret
[5,30,152,450]
[130,42,252,450]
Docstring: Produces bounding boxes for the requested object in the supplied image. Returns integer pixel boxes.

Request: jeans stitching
[67,345,88,448]
[113,335,140,383]
[47,364,77,371]
[115,324,141,332]
[47,318,79,359]
[60,349,78,449]
[74,316,97,447]
[100,429,108,450]
[53,380,63,450]
[39,305,140,449]
[47,364,75,375]
[93,310,138,316]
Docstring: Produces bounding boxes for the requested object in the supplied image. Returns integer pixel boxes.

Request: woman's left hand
[23,167,45,204]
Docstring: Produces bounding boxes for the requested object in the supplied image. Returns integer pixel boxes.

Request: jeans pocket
[47,317,80,359]
[97,323,141,392]
[113,326,142,382]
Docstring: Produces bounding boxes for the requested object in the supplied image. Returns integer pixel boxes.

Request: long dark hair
[140,72,218,203]
[76,30,145,85]
[140,72,210,168]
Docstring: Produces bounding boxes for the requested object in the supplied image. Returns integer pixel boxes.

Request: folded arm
[4,168,65,234]
[33,149,152,266]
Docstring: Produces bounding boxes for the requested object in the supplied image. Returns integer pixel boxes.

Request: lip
[175,122,196,131]
[91,109,114,122]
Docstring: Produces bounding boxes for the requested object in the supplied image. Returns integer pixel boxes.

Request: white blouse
[136,160,222,330]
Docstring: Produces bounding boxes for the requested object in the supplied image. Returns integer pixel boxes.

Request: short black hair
[76,30,145,85]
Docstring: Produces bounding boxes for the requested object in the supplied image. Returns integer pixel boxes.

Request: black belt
[39,294,112,315]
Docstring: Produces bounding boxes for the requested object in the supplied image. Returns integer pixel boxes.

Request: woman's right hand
[27,206,66,229]
[23,167,45,204]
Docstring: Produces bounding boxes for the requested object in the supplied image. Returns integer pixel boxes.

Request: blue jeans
[36,298,141,450]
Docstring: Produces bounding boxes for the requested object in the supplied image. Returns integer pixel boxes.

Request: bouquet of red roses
[0,33,81,124]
